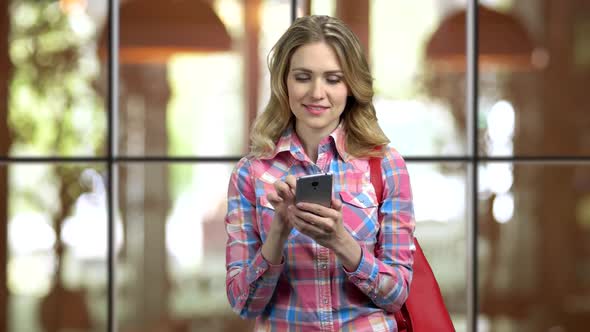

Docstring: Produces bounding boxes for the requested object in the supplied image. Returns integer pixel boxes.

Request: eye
[294,74,310,82]
[326,76,343,84]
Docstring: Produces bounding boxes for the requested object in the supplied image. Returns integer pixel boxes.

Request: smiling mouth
[304,104,330,115]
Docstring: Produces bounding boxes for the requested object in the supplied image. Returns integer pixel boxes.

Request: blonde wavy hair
[250,15,389,159]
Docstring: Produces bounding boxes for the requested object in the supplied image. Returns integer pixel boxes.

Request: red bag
[369,158,455,332]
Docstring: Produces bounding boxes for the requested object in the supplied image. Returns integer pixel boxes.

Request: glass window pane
[117,162,254,331]
[407,162,468,331]
[7,163,108,332]
[306,0,467,157]
[479,1,590,157]
[116,160,469,330]
[7,0,107,157]
[478,162,590,331]
[106,0,290,157]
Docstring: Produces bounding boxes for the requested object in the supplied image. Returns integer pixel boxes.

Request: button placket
[317,246,333,331]
[316,143,333,172]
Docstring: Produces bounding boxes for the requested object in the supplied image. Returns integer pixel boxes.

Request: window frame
[2,1,589,331]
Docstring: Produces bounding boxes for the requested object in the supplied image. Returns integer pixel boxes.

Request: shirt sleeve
[225,158,284,319]
[344,147,416,313]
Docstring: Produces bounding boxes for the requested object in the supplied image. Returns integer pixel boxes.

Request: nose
[310,80,326,100]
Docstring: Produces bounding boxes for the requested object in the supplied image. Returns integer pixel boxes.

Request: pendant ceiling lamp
[426,5,545,71]
[99,0,232,64]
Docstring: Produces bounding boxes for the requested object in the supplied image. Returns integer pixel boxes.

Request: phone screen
[295,173,333,207]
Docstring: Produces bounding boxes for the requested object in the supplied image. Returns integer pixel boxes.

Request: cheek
[287,84,306,103]
[331,87,349,106]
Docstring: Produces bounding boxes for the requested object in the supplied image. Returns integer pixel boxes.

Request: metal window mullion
[466,1,479,332]
[107,1,119,332]
[2,155,590,164]
[291,0,297,22]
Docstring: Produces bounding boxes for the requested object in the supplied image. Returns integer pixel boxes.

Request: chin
[303,119,338,131]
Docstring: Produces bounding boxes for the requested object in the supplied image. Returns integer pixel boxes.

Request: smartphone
[295,173,333,208]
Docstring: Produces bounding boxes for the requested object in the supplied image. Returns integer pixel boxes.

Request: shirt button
[323,298,329,304]
[321,264,327,269]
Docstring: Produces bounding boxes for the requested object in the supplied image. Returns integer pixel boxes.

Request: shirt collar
[262,122,350,162]
[328,122,351,161]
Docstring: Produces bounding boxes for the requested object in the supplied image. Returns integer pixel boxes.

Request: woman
[225,15,415,331]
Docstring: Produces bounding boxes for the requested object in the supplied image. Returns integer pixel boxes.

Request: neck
[301,138,320,164]
[295,122,338,163]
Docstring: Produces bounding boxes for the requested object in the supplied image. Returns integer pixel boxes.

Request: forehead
[289,42,342,72]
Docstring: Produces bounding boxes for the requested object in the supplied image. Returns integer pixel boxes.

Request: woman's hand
[261,175,297,265]
[287,197,346,248]
[266,175,297,238]
[288,198,362,271]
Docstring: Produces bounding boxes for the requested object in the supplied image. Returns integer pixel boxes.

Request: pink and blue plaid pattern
[225,124,415,331]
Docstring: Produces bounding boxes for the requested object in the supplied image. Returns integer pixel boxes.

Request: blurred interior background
[0,0,589,331]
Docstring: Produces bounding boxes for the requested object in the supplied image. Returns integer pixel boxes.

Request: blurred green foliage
[8,0,105,157]
[7,0,105,233]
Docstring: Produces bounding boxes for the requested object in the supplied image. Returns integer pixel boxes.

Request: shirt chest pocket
[339,191,379,242]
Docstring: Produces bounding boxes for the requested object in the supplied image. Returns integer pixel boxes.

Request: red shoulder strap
[369,157,411,329]
[369,157,383,202]
[370,157,454,332]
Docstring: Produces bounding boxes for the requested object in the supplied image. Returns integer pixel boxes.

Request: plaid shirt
[225,124,415,331]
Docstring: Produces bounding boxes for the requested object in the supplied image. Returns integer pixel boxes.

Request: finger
[291,214,323,237]
[331,198,343,211]
[285,175,297,195]
[273,179,285,191]
[267,192,283,205]
[296,202,334,218]
[274,181,294,200]
[290,206,334,233]
[291,206,320,226]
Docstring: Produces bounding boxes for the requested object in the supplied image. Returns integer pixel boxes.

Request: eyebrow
[291,67,343,75]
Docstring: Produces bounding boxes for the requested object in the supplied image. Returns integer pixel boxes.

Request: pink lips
[304,104,330,115]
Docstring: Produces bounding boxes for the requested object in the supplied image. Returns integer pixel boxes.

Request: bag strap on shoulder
[369,157,383,202]
[368,157,455,332]
[368,157,411,330]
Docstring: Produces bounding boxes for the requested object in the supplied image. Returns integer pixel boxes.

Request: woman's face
[286,41,349,137]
